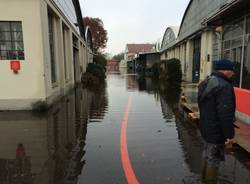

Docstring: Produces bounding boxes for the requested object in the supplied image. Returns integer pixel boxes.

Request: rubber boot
[198,159,207,184]
[203,165,218,184]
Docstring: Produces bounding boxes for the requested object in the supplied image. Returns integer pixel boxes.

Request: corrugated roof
[169,26,180,38]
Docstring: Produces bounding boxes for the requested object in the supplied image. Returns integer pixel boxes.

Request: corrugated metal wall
[178,0,234,41]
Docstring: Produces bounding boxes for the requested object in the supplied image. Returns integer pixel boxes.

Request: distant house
[124,44,155,72]
[107,60,119,73]
[136,52,161,75]
[124,44,155,61]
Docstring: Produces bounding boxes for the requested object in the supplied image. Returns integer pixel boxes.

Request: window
[231,47,242,87]
[222,18,245,88]
[0,21,25,60]
[62,24,69,81]
[48,12,57,84]
[246,15,250,34]
[242,40,250,89]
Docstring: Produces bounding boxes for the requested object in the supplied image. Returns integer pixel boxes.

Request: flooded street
[1,74,250,184]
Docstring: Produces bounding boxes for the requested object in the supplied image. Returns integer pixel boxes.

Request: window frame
[0,21,25,60]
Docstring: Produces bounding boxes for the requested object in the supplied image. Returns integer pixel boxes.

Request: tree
[93,53,107,69]
[112,52,124,61]
[83,17,108,53]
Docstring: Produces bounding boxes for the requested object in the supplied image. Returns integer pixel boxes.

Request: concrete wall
[186,40,194,82]
[200,31,213,80]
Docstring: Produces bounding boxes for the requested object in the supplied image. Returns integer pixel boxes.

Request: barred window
[0,21,25,60]
[48,12,57,84]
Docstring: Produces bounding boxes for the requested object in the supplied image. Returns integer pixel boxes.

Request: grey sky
[80,0,190,55]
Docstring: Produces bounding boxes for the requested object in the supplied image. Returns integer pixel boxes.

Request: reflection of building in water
[119,67,127,76]
[175,119,203,174]
[119,60,127,76]
[160,94,202,174]
[0,86,108,184]
[107,60,120,73]
[126,75,159,94]
[126,75,139,91]
[161,93,250,183]
[160,96,174,120]
[88,87,109,123]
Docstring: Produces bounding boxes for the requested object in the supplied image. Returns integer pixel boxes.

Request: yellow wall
[0,0,90,110]
[0,0,46,106]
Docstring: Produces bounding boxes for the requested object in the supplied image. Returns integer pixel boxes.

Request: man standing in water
[198,59,236,184]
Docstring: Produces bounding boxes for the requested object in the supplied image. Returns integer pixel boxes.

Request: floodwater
[1,74,250,184]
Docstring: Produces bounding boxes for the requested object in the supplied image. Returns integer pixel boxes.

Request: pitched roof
[126,44,155,54]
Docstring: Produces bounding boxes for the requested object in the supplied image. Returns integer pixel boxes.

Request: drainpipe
[240,15,246,88]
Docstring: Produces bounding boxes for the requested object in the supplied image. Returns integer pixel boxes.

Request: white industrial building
[160,0,250,123]
[0,0,93,110]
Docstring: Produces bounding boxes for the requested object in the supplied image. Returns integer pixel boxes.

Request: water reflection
[1,74,250,184]
[126,74,181,109]
[0,85,108,184]
[127,74,250,183]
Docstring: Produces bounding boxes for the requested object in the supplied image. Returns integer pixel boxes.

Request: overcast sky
[80,0,190,55]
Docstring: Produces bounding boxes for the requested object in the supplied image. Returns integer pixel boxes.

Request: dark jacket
[198,72,235,144]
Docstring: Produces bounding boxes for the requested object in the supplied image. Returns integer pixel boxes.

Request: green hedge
[86,63,106,80]
[160,58,182,83]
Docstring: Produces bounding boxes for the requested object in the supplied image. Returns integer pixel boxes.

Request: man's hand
[225,138,235,149]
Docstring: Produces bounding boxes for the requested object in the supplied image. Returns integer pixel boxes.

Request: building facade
[106,59,119,73]
[125,43,155,72]
[0,0,93,110]
[160,0,250,123]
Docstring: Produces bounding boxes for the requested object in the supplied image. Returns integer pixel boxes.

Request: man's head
[214,59,235,79]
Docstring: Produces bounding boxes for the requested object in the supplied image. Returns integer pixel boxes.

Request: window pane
[247,15,250,34]
[223,50,230,59]
[0,41,12,50]
[10,50,19,59]
[13,41,24,51]
[11,32,23,41]
[0,31,11,41]
[0,22,11,31]
[242,43,250,89]
[0,50,8,59]
[0,21,24,60]
[232,19,244,37]
[232,37,242,48]
[231,47,242,87]
[223,40,231,50]
[11,22,22,31]
[224,25,233,40]
[48,12,57,83]
[18,50,25,60]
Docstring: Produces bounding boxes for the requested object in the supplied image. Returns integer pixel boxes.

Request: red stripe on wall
[234,88,250,116]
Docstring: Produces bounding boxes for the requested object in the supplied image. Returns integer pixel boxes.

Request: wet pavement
[0,74,250,184]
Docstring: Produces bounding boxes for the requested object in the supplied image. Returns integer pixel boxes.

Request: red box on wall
[10,60,21,73]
